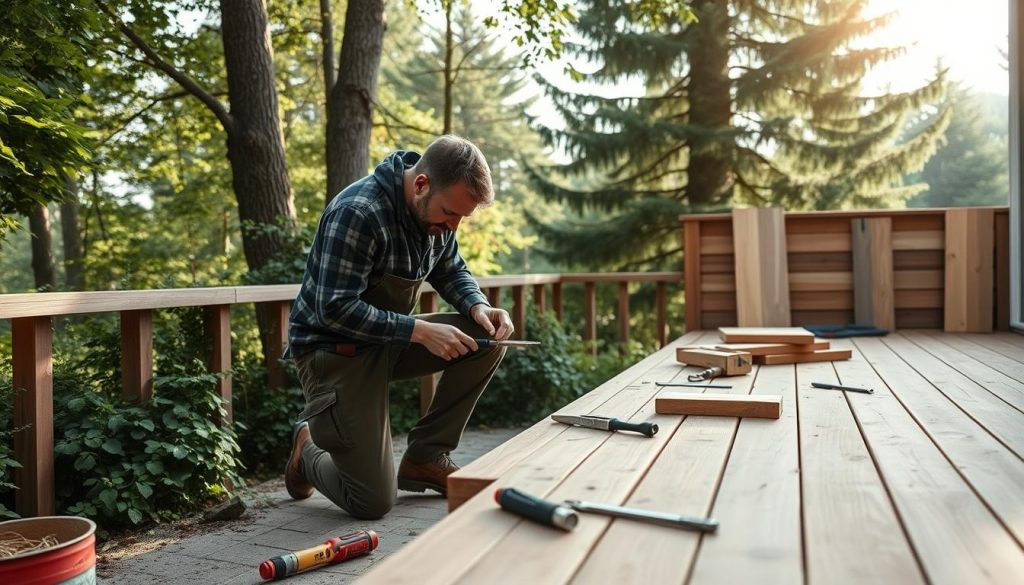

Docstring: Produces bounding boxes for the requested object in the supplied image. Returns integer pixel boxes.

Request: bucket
[0,516,97,585]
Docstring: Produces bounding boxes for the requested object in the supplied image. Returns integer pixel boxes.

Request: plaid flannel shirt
[286,151,488,357]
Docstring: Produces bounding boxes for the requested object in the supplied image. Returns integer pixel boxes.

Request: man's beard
[414,191,448,236]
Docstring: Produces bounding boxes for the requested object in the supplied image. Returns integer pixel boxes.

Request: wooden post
[552,282,563,322]
[204,305,232,423]
[512,285,525,339]
[995,212,1010,330]
[851,218,895,331]
[263,300,291,388]
[732,208,791,327]
[420,291,439,313]
[120,309,153,402]
[418,291,440,415]
[487,287,501,309]
[656,281,667,348]
[617,281,629,355]
[12,316,55,517]
[533,283,546,313]
[584,281,596,356]
[683,220,702,332]
[944,209,994,332]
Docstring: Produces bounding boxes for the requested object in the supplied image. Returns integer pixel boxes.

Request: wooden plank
[788,252,852,272]
[688,362,802,584]
[894,270,944,290]
[893,230,944,250]
[852,217,895,330]
[716,341,829,355]
[733,208,791,326]
[895,308,943,329]
[945,208,995,332]
[486,287,501,308]
[617,281,629,353]
[787,232,850,252]
[796,359,925,584]
[571,344,761,585]
[791,290,854,311]
[685,220,703,331]
[902,331,1024,414]
[755,348,852,365]
[0,287,241,319]
[702,311,737,329]
[583,281,596,356]
[262,300,291,389]
[792,310,854,326]
[995,212,1010,330]
[446,331,707,511]
[701,235,733,254]
[957,332,1024,364]
[700,253,733,274]
[532,283,546,313]
[655,281,667,348]
[892,213,946,232]
[719,327,814,344]
[203,305,232,424]
[895,290,944,309]
[419,290,439,313]
[655,392,780,418]
[701,293,737,312]
[120,309,153,402]
[939,334,1024,383]
[894,250,945,270]
[560,272,682,283]
[852,337,1024,564]
[786,216,851,234]
[789,271,853,291]
[701,273,735,293]
[511,285,526,340]
[881,335,1024,458]
[12,316,55,517]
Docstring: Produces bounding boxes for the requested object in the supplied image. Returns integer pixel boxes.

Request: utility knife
[474,339,542,349]
[550,414,658,437]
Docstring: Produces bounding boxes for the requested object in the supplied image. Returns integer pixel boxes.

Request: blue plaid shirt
[286,151,488,357]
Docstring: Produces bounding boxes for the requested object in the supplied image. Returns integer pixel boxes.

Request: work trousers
[293,313,505,519]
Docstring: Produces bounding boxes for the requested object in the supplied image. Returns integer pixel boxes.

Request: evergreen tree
[530,0,950,268]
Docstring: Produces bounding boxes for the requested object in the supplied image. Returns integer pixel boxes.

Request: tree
[907,90,1009,207]
[529,0,950,268]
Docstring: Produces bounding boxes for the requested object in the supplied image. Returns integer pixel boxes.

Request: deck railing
[0,271,681,517]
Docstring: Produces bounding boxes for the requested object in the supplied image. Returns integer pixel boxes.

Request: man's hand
[470,304,514,340]
[411,320,478,360]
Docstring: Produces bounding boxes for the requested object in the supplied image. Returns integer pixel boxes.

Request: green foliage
[230,354,305,477]
[0,376,23,519]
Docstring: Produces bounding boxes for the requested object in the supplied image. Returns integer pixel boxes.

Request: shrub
[231,354,305,478]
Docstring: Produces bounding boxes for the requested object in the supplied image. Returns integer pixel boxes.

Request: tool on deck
[495,487,578,531]
[812,382,874,394]
[563,500,719,533]
[550,414,658,437]
[474,339,542,349]
[655,381,733,389]
[258,530,378,581]
[676,347,752,377]
[688,366,724,382]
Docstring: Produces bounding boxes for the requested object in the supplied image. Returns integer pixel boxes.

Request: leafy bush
[231,354,305,477]
[0,373,21,519]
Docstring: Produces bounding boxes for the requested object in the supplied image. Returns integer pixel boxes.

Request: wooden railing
[0,271,681,517]
[680,207,1011,332]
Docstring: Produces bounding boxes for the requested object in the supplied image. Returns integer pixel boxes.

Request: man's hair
[413,135,494,204]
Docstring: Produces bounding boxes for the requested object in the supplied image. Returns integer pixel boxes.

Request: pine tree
[530,0,950,268]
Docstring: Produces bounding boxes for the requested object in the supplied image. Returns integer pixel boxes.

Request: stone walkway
[99,427,523,584]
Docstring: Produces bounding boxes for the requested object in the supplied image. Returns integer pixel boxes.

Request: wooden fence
[0,272,681,517]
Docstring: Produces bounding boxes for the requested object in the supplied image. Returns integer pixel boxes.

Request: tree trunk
[686,0,733,206]
[220,0,297,273]
[325,0,385,205]
[61,174,85,290]
[442,0,454,135]
[28,203,56,290]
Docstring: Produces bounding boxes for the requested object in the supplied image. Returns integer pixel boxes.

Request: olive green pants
[293,313,505,519]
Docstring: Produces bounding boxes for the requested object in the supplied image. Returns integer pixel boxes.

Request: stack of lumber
[716,327,851,365]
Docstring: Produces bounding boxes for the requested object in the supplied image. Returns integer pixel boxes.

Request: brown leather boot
[397,452,460,496]
[285,422,314,500]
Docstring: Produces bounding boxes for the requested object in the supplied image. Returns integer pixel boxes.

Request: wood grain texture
[120,309,153,402]
[512,285,526,340]
[262,300,291,389]
[12,316,54,517]
[655,392,781,419]
[852,217,895,330]
[944,208,994,332]
[685,220,703,331]
[755,348,852,365]
[787,232,850,252]
[716,341,829,355]
[733,208,791,326]
[893,230,944,250]
[995,211,1010,330]
[203,305,232,423]
[719,326,814,344]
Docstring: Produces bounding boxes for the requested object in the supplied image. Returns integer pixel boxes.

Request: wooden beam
[995,212,1010,330]
[486,287,501,309]
[120,309,153,402]
[262,300,291,388]
[617,281,629,355]
[851,217,895,330]
[203,305,232,423]
[419,290,438,314]
[655,392,782,419]
[12,316,55,517]
[532,283,545,313]
[732,208,791,326]
[511,285,525,340]
[683,220,703,331]
[552,282,563,322]
[944,209,994,332]
[584,281,596,356]
[656,281,667,348]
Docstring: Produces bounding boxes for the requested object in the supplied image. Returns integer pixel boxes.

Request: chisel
[811,382,874,394]
[564,500,719,533]
[550,414,658,437]
[474,339,542,349]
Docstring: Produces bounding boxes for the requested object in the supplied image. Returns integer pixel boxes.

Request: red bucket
[0,516,97,585]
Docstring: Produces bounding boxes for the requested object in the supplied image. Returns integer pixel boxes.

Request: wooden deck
[359,330,1024,585]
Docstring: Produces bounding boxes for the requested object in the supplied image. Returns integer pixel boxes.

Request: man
[283,135,513,520]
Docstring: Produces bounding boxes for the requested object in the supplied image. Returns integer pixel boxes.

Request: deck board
[923,332,1024,386]
[960,333,1024,364]
[845,338,1024,582]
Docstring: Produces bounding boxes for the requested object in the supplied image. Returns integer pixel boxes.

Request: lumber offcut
[754,349,853,365]
[715,341,830,356]
[655,392,782,419]
[718,327,815,344]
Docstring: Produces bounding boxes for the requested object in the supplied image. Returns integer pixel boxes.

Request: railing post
[533,283,546,313]
[487,287,502,309]
[656,281,667,348]
[418,291,439,416]
[204,305,232,424]
[120,309,153,402]
[617,281,629,355]
[512,285,525,339]
[584,281,596,356]
[12,316,55,517]
[683,220,702,331]
[552,282,563,322]
[262,301,291,388]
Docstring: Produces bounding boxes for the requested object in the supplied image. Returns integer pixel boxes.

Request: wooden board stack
[716,327,852,365]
